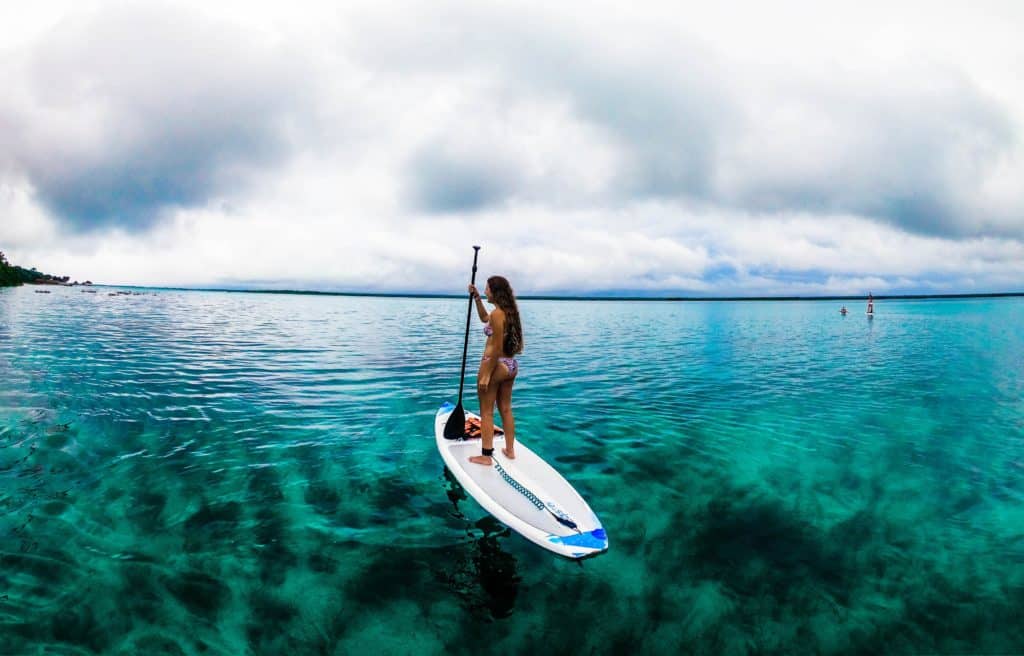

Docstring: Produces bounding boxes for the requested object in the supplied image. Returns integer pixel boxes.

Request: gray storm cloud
[2,0,1022,253]
[0,4,313,231]
[407,144,521,213]
[350,5,1023,239]
[715,68,1018,238]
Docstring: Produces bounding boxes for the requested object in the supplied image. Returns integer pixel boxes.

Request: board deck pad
[435,401,608,558]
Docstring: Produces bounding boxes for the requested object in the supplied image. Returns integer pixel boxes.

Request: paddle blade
[443,402,466,439]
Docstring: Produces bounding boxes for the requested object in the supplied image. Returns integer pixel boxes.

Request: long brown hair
[487,275,523,355]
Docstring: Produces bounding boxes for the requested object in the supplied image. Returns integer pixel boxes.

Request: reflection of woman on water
[466,276,524,466]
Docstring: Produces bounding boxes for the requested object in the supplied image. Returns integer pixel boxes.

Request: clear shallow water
[1,286,1023,654]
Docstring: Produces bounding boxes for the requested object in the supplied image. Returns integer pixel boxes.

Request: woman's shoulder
[490,306,506,320]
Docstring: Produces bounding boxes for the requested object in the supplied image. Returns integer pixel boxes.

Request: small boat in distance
[840,306,848,315]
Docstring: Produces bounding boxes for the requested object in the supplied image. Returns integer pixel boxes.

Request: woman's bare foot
[502,447,515,459]
[468,455,492,466]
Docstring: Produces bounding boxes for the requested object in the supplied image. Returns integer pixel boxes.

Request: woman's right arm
[468,284,489,322]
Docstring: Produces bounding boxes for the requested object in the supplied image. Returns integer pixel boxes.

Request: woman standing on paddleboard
[466,276,524,466]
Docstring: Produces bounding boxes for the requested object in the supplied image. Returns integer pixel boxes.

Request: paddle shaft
[455,246,481,407]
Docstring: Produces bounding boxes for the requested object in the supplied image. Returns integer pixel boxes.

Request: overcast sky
[2,1,1022,295]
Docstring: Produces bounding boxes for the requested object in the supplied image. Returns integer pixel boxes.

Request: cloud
[2,1,1023,294]
[713,63,1020,238]
[346,3,1024,238]
[406,143,519,213]
[11,197,1021,295]
[0,2,314,231]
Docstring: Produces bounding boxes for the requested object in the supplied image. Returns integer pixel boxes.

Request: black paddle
[444,245,481,439]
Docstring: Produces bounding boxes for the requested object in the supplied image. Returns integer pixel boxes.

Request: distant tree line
[0,251,73,286]
[0,251,18,286]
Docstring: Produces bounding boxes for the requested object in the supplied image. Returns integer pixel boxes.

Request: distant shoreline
[90,285,1024,302]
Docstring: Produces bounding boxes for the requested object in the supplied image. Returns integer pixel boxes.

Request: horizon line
[90,284,1024,302]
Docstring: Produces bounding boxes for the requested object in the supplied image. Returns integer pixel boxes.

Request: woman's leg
[469,365,510,465]
[497,378,515,459]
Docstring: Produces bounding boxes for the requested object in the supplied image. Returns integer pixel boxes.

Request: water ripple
[1,288,1023,653]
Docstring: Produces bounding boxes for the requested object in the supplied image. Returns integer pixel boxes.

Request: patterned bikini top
[483,322,494,337]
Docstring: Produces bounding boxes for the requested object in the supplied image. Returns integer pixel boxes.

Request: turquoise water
[1,286,1023,654]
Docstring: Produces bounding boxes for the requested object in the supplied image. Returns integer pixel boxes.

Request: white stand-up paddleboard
[435,401,608,559]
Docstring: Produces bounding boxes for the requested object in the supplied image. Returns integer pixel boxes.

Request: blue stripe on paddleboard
[549,528,607,550]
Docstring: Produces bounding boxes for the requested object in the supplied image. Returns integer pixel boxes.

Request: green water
[1,287,1022,654]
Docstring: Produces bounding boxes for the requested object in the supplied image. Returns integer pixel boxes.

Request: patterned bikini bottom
[481,355,519,378]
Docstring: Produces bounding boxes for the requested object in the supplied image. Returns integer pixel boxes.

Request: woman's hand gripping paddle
[443,246,481,439]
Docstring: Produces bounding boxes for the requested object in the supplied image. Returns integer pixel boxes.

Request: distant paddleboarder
[840,306,848,315]
[466,276,524,466]
[867,292,874,317]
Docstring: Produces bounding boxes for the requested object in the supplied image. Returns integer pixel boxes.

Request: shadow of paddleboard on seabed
[436,466,522,620]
